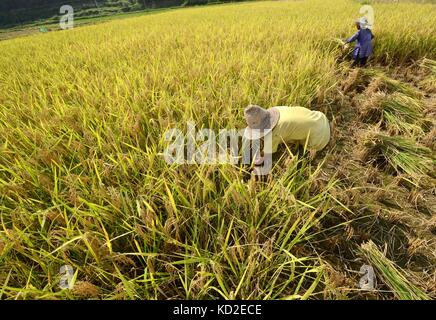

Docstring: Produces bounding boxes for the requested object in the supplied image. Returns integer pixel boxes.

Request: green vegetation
[361,131,434,177]
[0,0,435,299]
[360,92,431,135]
[360,241,430,300]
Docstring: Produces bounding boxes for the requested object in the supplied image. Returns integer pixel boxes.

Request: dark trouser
[352,56,368,67]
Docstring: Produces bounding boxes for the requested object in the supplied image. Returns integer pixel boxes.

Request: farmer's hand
[252,153,272,176]
[253,154,264,166]
[309,149,317,161]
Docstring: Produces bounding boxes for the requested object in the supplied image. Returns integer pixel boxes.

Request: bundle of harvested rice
[419,58,436,93]
[420,58,436,75]
[360,130,435,177]
[360,241,430,300]
[361,69,422,98]
[359,93,431,135]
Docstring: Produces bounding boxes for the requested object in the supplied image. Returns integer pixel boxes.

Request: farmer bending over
[243,105,331,175]
[344,17,374,67]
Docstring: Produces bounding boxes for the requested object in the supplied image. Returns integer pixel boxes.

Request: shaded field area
[0,0,435,299]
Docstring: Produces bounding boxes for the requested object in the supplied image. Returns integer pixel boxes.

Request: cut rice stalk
[420,58,436,75]
[361,131,435,177]
[361,69,422,98]
[419,77,436,93]
[360,93,431,135]
[418,59,436,92]
[360,241,430,300]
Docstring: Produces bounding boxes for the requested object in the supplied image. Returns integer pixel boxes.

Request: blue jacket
[346,29,374,59]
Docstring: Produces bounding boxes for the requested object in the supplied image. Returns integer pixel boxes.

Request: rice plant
[360,92,431,135]
[361,69,422,98]
[360,241,430,300]
[420,58,436,75]
[361,131,435,177]
[419,58,436,93]
[0,0,435,300]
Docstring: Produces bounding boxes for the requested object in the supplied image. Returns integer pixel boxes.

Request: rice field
[0,0,435,299]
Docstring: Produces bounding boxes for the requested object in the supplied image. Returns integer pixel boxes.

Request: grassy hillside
[0,1,245,28]
[0,0,435,299]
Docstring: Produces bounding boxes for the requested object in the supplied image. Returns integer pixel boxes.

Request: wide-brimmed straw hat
[243,105,280,140]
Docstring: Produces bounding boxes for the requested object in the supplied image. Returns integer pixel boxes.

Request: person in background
[344,17,374,67]
[243,105,331,175]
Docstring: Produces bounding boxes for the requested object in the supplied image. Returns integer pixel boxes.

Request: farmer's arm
[252,136,277,175]
[253,141,277,165]
[344,31,359,43]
